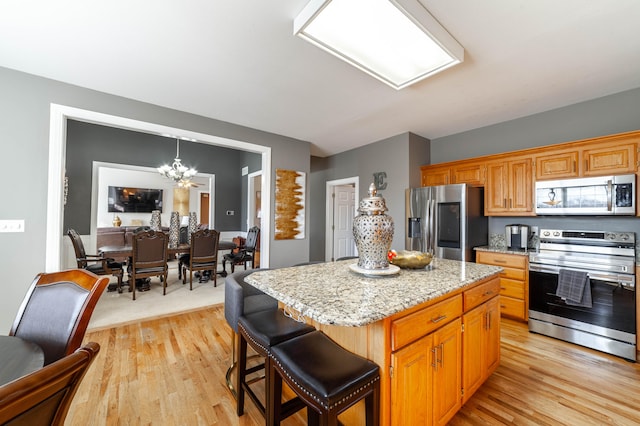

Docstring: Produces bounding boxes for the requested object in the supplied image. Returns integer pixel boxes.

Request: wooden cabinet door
[421,165,451,186]
[462,304,484,404]
[535,150,579,180]
[485,296,501,375]
[485,161,508,214]
[462,296,501,404]
[452,161,485,186]
[508,158,533,212]
[391,335,432,426]
[432,318,462,426]
[582,142,637,176]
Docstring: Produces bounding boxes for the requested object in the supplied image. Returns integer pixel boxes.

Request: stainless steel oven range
[529,229,636,361]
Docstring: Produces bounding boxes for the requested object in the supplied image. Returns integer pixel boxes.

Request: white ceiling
[1,1,639,157]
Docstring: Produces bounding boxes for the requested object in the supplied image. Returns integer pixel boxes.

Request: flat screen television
[108,186,163,213]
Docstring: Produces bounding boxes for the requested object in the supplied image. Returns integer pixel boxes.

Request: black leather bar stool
[269,330,381,426]
[224,270,278,396]
[237,308,315,420]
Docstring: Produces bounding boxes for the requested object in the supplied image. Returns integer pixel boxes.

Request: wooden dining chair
[129,230,169,300]
[67,228,124,293]
[182,229,220,289]
[10,270,109,366]
[0,342,100,426]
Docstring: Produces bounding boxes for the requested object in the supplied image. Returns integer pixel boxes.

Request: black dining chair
[223,226,260,274]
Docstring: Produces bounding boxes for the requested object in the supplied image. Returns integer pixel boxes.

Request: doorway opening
[199,192,210,227]
[247,171,262,229]
[325,177,359,261]
[46,104,272,272]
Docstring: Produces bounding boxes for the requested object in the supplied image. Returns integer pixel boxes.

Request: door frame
[46,103,272,271]
[325,177,359,261]
[247,170,262,229]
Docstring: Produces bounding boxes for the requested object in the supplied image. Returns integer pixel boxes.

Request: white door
[333,184,356,260]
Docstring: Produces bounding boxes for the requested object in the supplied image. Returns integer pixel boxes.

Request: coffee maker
[505,224,530,251]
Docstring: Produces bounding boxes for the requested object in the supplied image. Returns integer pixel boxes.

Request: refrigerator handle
[428,199,435,253]
[423,199,430,252]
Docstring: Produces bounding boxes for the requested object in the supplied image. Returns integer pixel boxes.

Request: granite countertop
[475,246,532,256]
[245,258,502,327]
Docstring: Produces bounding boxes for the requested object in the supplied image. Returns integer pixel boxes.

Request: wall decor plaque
[275,169,305,240]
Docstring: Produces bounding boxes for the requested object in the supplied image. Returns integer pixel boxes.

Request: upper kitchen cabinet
[421,164,451,186]
[421,160,485,187]
[535,132,639,180]
[581,141,636,176]
[534,149,580,180]
[485,156,534,216]
[451,161,485,186]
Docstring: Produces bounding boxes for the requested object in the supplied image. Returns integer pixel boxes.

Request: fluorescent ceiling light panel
[294,0,464,89]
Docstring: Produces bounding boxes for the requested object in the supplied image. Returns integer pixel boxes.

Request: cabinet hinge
[461,323,465,333]
[389,366,394,378]
[461,388,464,397]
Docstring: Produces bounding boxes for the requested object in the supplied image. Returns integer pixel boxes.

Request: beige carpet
[87,260,226,331]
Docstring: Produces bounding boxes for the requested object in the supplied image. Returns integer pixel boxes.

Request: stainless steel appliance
[529,229,636,360]
[505,224,529,251]
[405,184,487,262]
[535,174,635,215]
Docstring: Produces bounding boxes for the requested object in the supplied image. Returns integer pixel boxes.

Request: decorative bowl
[389,250,433,269]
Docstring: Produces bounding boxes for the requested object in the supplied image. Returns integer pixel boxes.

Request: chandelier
[157,139,197,186]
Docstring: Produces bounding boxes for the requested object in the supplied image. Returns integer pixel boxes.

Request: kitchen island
[246,258,502,425]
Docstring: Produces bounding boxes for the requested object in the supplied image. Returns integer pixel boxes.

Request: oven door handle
[529,264,635,290]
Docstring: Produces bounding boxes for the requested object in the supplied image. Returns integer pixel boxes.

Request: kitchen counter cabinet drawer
[463,277,500,312]
[477,251,528,321]
[499,296,525,319]
[391,295,462,351]
[476,251,526,269]
[499,266,526,281]
[500,278,524,299]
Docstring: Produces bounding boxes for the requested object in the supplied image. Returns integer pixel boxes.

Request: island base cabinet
[462,296,501,404]
[391,334,432,425]
[433,318,462,426]
[391,318,462,426]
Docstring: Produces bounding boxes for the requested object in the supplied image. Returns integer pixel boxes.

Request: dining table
[0,335,44,386]
[98,240,237,291]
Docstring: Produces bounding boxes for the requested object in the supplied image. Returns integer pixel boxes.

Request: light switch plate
[0,220,25,232]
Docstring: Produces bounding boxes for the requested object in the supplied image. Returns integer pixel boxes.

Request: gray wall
[0,66,310,331]
[431,87,640,163]
[309,132,430,260]
[66,120,260,233]
[430,87,640,241]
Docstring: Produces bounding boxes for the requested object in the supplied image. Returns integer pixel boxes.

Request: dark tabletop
[99,240,236,257]
[0,335,44,386]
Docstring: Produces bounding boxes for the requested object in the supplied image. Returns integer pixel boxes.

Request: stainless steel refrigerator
[405,184,487,262]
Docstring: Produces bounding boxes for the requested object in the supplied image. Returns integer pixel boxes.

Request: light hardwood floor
[66,306,640,425]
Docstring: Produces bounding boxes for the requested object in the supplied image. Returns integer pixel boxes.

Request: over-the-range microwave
[535,174,635,215]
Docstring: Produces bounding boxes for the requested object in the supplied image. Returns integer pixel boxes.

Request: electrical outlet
[0,220,25,233]
[531,226,539,235]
